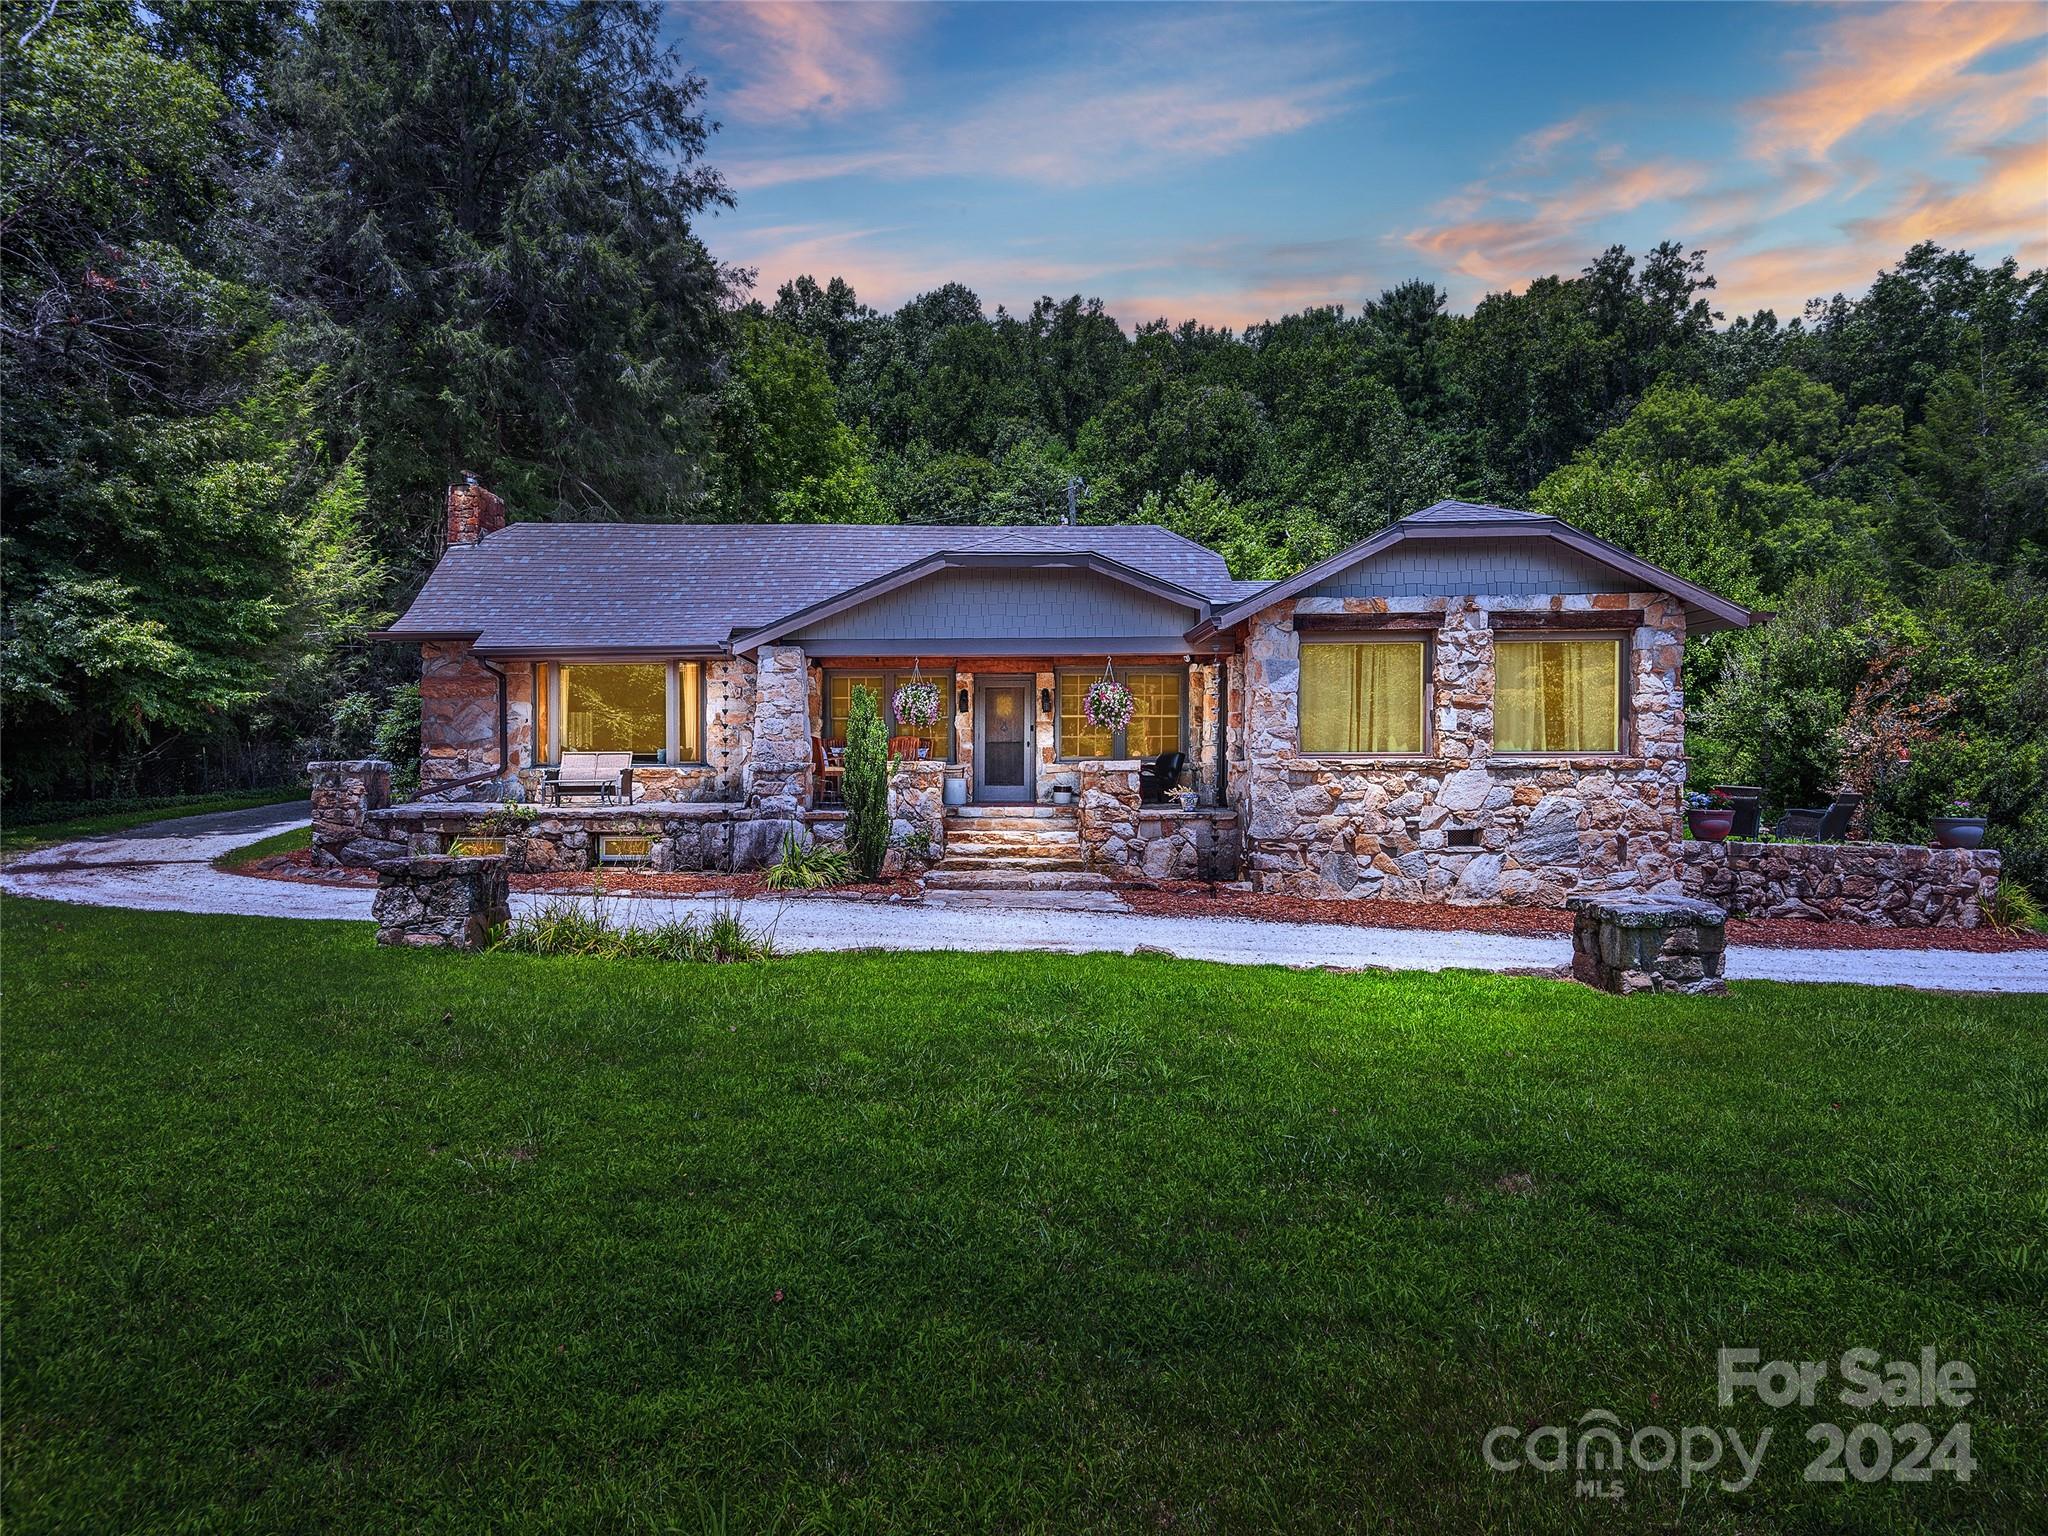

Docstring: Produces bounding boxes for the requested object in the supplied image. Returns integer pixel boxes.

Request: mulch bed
[1117,881,2048,953]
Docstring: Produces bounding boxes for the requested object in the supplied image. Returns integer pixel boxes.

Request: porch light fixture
[957,687,969,716]
[1039,687,1052,715]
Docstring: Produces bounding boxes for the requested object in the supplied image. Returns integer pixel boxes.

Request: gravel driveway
[7,804,2046,992]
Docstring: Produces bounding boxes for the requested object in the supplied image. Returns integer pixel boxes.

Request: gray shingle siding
[793,567,1199,644]
[1304,538,1624,600]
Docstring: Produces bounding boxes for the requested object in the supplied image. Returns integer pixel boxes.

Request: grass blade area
[5,895,2043,1532]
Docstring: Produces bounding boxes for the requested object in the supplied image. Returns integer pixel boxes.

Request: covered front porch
[787,651,1231,810]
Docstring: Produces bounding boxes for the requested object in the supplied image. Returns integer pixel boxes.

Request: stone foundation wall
[1077,763,1241,879]
[1680,841,2000,928]
[1234,593,1688,906]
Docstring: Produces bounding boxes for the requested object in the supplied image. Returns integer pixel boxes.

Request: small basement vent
[1446,827,1481,849]
[599,835,654,866]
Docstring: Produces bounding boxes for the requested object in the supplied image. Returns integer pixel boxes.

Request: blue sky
[665,2,2046,328]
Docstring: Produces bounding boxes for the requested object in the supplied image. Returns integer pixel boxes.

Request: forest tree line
[4,3,2044,885]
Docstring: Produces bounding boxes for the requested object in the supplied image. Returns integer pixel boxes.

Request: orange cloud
[1403,160,1710,297]
[685,2,914,123]
[1845,137,2048,253]
[1748,1,2048,161]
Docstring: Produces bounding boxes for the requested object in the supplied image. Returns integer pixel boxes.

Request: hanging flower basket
[892,679,942,730]
[1084,677,1134,733]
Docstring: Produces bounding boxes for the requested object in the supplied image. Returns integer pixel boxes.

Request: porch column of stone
[750,643,813,811]
[1241,609,1301,881]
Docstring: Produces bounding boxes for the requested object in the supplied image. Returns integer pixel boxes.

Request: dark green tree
[841,683,890,880]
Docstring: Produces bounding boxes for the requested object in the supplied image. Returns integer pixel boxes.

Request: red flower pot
[1687,808,1736,842]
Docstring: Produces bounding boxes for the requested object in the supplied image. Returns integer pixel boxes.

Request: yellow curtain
[1058,674,1113,757]
[827,673,883,748]
[676,661,702,761]
[1125,673,1182,757]
[1495,641,1620,751]
[1299,642,1424,753]
[561,663,666,757]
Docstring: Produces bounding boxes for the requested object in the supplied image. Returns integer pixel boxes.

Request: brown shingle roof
[377,522,1242,653]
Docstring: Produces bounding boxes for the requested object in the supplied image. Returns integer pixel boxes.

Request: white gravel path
[7,804,2046,993]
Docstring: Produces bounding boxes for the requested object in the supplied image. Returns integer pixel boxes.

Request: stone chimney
[445,473,507,546]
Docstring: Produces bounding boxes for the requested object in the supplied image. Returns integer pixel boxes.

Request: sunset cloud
[1747,1,2048,161]
[682,2,916,122]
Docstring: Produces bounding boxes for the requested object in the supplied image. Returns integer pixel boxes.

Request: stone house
[368,481,1760,902]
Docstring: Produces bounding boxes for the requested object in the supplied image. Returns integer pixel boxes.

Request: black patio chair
[1139,751,1188,804]
[1773,791,1861,842]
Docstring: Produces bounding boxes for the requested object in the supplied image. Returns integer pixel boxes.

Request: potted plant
[892,677,942,741]
[1932,798,1988,850]
[1051,783,1075,806]
[1686,789,1735,842]
[1176,788,1199,812]
[1711,783,1763,837]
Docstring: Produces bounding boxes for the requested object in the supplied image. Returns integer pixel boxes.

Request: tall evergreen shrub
[842,684,891,879]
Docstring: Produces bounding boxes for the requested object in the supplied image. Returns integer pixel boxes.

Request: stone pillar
[748,643,812,811]
[1078,762,1142,871]
[1568,894,1728,996]
[1435,601,1493,760]
[372,855,510,949]
[419,640,502,791]
[307,759,400,868]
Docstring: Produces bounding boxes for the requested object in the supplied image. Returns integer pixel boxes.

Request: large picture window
[1299,640,1427,755]
[536,661,702,764]
[823,669,953,759]
[1495,639,1622,753]
[1056,669,1185,760]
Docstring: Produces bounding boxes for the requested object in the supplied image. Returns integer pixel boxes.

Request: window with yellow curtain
[825,673,883,748]
[1495,639,1622,752]
[675,661,703,762]
[1057,673,1113,757]
[1299,641,1426,754]
[561,663,667,760]
[1125,673,1182,757]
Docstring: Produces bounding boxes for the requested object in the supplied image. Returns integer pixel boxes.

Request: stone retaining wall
[1679,840,2000,928]
[1077,763,1241,880]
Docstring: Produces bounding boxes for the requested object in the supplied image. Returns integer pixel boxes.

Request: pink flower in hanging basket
[1084,678,1134,732]
[892,679,942,730]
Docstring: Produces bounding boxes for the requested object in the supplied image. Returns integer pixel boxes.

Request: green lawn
[213,823,314,870]
[5,898,2043,1534]
[1,789,305,855]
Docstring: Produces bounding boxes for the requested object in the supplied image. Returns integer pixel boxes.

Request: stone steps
[924,869,1113,891]
[921,888,1130,912]
[938,855,1091,872]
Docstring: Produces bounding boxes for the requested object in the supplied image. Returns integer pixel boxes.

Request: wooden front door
[973,679,1034,803]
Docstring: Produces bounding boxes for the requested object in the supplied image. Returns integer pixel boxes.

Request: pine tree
[842,685,891,880]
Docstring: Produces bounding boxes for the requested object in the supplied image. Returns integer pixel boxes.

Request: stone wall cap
[374,854,508,876]
[308,758,394,773]
[1567,893,1727,927]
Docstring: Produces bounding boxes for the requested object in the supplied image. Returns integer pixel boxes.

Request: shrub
[765,830,852,890]
[842,682,891,880]
[1990,879,2047,934]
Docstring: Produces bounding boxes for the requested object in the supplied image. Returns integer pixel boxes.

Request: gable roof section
[1201,500,1758,635]
[374,522,1240,655]
[729,548,1212,653]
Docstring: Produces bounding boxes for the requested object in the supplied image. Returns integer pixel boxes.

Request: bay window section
[533,661,702,764]
[1494,639,1621,753]
[1056,669,1184,759]
[1299,639,1426,755]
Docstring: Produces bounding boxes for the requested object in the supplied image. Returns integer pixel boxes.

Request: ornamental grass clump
[765,830,852,890]
[842,683,891,880]
[494,883,773,962]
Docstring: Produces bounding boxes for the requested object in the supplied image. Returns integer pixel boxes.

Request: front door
[973,679,1034,803]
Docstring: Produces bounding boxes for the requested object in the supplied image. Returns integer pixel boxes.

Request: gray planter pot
[1931,816,1987,850]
